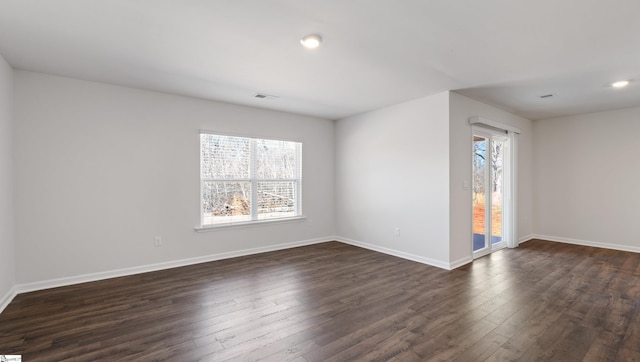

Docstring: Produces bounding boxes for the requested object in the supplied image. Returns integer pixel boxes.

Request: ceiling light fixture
[300,34,322,49]
[611,80,630,88]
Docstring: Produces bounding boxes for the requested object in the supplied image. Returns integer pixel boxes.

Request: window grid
[200,133,302,226]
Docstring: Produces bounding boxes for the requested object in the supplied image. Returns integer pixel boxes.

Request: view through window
[200,133,302,226]
[473,131,506,252]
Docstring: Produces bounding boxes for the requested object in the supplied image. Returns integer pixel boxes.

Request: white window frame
[197,132,303,230]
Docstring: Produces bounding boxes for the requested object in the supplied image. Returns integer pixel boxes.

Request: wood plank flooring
[1,239,640,361]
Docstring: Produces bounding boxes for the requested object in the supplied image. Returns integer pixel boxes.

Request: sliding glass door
[472,129,509,255]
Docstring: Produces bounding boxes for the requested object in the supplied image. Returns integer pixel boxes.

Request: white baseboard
[534,234,640,254]
[0,286,18,315]
[449,256,473,269]
[335,236,453,270]
[10,233,609,313]
[14,237,334,295]
[519,234,535,244]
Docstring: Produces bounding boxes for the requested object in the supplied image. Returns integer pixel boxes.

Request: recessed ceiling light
[611,80,630,88]
[300,34,322,49]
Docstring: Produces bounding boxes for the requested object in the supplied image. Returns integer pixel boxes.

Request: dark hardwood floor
[1,239,640,361]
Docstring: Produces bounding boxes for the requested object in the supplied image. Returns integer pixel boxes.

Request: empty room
[1,1,640,361]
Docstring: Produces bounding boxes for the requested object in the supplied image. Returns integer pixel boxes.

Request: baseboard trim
[10,233,601,307]
[534,234,640,254]
[14,237,334,295]
[335,236,451,270]
[0,286,17,315]
[449,256,473,270]
[519,234,535,244]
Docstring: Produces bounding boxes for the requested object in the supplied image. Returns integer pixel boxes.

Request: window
[200,132,302,227]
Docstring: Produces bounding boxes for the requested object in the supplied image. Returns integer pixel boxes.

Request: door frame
[471,126,515,259]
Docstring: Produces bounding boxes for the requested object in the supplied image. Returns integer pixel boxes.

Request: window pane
[257,181,296,219]
[491,138,504,244]
[201,134,250,179]
[473,136,487,251]
[256,139,299,179]
[202,181,251,224]
[200,132,302,227]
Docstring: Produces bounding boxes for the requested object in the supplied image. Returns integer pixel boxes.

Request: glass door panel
[472,136,487,252]
[490,138,504,245]
[473,130,507,255]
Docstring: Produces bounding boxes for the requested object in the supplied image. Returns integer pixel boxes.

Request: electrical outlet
[394,227,400,237]
[154,236,162,247]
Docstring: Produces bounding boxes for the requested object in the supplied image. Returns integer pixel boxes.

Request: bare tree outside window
[200,134,301,226]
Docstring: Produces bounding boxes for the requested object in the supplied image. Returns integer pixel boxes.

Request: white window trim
[194,215,306,232]
[197,132,303,229]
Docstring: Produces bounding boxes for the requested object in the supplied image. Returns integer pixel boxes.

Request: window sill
[194,216,306,232]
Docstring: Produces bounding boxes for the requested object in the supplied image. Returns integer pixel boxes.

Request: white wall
[534,107,640,252]
[335,92,451,267]
[449,92,534,265]
[13,71,335,285]
[12,64,631,292]
[0,55,15,306]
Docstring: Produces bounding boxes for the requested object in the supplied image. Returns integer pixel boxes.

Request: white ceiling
[1,0,639,121]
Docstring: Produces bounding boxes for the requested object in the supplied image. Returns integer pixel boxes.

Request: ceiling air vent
[254,93,279,100]
[539,93,556,99]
